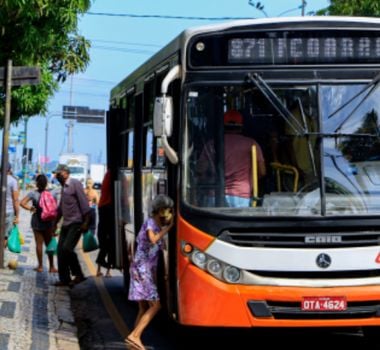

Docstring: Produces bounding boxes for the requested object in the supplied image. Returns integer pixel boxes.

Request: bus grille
[248,300,380,320]
[220,230,380,248]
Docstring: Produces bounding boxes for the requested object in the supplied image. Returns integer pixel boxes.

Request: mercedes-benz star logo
[316,253,332,268]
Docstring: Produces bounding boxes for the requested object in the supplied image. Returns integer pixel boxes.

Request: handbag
[7,225,21,253]
[45,236,58,255]
[82,230,99,252]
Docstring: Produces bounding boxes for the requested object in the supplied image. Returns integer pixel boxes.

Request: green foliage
[0,0,92,123]
[316,0,380,16]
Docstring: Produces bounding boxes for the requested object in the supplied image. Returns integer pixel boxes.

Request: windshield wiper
[297,97,317,175]
[311,132,378,138]
[246,73,305,136]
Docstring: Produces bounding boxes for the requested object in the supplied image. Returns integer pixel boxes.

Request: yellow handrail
[270,162,299,192]
[251,145,258,207]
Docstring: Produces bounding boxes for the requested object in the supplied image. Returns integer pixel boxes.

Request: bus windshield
[184,82,380,216]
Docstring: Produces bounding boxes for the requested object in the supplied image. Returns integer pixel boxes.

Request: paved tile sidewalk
[0,207,80,350]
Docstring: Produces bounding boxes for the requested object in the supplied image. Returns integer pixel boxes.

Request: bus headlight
[223,266,241,283]
[183,242,242,284]
[191,250,207,268]
[207,259,222,276]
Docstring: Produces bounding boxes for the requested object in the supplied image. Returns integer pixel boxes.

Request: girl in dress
[125,194,174,350]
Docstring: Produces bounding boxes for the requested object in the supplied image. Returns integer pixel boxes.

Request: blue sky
[11,0,329,170]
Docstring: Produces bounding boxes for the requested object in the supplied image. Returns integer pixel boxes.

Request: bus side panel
[176,216,215,279]
[176,216,250,326]
[178,265,252,326]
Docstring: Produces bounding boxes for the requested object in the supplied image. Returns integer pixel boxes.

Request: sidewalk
[0,207,80,350]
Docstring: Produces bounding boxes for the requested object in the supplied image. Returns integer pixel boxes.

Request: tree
[316,0,380,16]
[0,0,92,123]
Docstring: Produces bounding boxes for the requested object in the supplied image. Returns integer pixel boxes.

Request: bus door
[141,78,168,222]
[110,94,136,284]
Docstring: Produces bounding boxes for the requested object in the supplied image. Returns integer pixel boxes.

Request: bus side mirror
[153,96,173,137]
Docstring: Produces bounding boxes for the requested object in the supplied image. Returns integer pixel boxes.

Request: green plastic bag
[45,237,58,255]
[7,225,21,253]
[82,230,98,252]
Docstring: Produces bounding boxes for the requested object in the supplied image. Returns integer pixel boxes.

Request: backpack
[39,190,58,222]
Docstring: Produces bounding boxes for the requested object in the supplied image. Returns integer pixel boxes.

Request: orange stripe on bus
[177,215,215,249]
[178,264,380,327]
[176,215,215,279]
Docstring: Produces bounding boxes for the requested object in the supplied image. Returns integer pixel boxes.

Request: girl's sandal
[125,337,145,350]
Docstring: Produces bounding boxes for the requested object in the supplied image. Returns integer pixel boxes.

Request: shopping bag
[82,230,98,252]
[45,237,58,255]
[7,225,21,253]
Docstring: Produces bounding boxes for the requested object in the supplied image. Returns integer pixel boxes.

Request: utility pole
[44,113,61,173]
[67,75,74,153]
[0,63,40,268]
[67,120,74,153]
[301,0,307,16]
[0,60,12,268]
[62,105,105,154]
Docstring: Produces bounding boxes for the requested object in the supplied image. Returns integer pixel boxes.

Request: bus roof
[182,16,380,36]
[110,16,380,101]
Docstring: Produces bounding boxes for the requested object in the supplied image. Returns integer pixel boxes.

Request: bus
[107,16,380,337]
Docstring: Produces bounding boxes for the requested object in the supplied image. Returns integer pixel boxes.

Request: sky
[10,0,329,171]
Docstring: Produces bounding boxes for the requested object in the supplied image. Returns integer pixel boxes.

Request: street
[73,244,376,349]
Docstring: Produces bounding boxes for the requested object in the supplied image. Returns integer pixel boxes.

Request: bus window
[144,127,153,167]
[127,131,134,168]
[184,84,322,214]
[126,95,135,168]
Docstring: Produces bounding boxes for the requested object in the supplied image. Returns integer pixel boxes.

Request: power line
[86,12,252,21]
[89,39,162,48]
[91,44,156,55]
[70,76,116,85]
[57,90,109,97]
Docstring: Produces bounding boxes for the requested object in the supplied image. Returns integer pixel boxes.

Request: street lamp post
[44,113,61,173]
[44,106,104,173]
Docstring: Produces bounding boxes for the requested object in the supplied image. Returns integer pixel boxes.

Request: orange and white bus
[108,16,380,337]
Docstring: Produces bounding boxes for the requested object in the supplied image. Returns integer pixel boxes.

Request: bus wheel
[362,327,380,340]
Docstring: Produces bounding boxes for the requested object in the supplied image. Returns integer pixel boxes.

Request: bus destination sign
[228,34,380,65]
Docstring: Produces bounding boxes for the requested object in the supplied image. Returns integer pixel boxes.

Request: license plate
[301,296,347,311]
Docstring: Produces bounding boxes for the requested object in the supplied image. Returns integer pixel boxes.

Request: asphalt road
[69,248,377,350]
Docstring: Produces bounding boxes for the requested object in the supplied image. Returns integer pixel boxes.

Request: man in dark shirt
[53,164,91,287]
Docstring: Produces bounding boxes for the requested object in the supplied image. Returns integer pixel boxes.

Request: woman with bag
[20,174,58,273]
